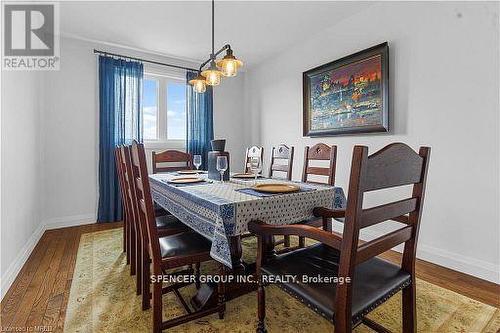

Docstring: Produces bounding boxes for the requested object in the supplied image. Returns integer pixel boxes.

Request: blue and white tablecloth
[149,173,346,268]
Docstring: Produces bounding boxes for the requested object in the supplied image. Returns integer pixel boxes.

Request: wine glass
[193,155,202,171]
[249,156,262,185]
[216,156,228,183]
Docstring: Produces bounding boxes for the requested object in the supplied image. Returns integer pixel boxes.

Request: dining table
[149,171,347,308]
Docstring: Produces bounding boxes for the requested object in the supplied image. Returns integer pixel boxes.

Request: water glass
[193,155,202,170]
[249,156,262,185]
[216,156,228,183]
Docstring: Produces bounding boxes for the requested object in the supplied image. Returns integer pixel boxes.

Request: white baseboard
[355,227,500,284]
[0,223,45,300]
[44,213,96,230]
[0,213,96,301]
[416,243,499,284]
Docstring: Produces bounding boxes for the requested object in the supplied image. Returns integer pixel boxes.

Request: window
[143,78,159,140]
[141,73,186,143]
[166,82,186,140]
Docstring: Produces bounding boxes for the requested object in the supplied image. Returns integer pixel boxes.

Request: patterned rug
[64,229,500,332]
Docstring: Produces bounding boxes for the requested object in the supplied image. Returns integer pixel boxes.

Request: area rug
[64,229,500,332]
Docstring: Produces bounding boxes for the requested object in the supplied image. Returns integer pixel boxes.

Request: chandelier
[189,0,243,93]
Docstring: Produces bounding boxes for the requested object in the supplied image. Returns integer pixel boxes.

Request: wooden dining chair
[268,144,294,180]
[249,143,430,333]
[115,146,130,264]
[302,143,337,185]
[244,146,264,173]
[131,140,225,332]
[296,143,338,248]
[266,144,295,249]
[120,145,188,297]
[152,149,193,173]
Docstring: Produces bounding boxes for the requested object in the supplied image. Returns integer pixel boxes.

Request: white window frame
[142,70,187,150]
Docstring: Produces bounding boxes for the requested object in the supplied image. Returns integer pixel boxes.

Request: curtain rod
[93,49,198,72]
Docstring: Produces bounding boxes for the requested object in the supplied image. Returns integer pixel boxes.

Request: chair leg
[152,278,163,333]
[298,236,305,248]
[256,281,267,333]
[195,262,201,290]
[402,283,417,333]
[142,251,151,310]
[130,224,137,276]
[135,236,142,295]
[123,217,128,255]
[125,217,130,264]
[283,235,290,248]
[218,265,226,319]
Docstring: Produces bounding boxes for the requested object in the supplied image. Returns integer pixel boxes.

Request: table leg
[191,234,262,311]
[229,235,246,274]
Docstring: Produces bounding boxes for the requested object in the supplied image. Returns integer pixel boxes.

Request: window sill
[144,140,185,150]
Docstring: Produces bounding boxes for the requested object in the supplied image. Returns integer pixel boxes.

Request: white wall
[1,70,45,297]
[41,36,248,226]
[246,2,500,282]
[214,74,247,172]
[0,36,249,298]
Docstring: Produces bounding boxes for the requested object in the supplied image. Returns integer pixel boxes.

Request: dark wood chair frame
[131,141,225,332]
[115,147,128,260]
[244,146,264,173]
[115,146,135,274]
[239,146,265,240]
[249,143,430,333]
[122,144,188,309]
[267,144,295,249]
[152,149,193,173]
[296,143,338,248]
[301,143,337,185]
[268,144,294,181]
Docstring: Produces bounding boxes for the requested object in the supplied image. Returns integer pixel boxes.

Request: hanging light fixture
[201,60,222,86]
[217,49,243,77]
[189,0,243,92]
[188,73,207,93]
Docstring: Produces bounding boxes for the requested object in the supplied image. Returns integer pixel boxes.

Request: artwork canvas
[303,43,389,136]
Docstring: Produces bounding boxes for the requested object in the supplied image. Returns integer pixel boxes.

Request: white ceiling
[60,1,372,68]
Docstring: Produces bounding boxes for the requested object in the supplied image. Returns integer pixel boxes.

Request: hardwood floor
[0,222,121,332]
[0,223,498,332]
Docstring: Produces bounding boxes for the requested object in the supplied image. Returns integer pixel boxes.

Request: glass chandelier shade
[216,53,243,77]
[188,0,243,93]
[188,73,207,93]
[201,60,222,86]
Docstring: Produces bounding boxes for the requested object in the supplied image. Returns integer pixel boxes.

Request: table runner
[149,173,346,268]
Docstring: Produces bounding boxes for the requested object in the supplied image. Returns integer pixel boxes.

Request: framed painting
[303,42,389,136]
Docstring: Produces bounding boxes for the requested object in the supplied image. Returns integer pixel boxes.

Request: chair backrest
[131,141,162,271]
[268,144,294,181]
[301,143,337,185]
[244,146,264,173]
[115,146,129,221]
[335,143,430,321]
[120,145,145,245]
[152,150,192,173]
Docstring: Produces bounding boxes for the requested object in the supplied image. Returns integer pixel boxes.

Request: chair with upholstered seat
[131,140,225,332]
[152,149,192,173]
[249,143,430,333]
[151,149,193,216]
[115,147,131,263]
[267,144,295,249]
[296,143,337,248]
[119,145,188,296]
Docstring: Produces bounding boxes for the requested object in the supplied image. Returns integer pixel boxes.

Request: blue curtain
[97,56,143,222]
[186,71,214,170]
